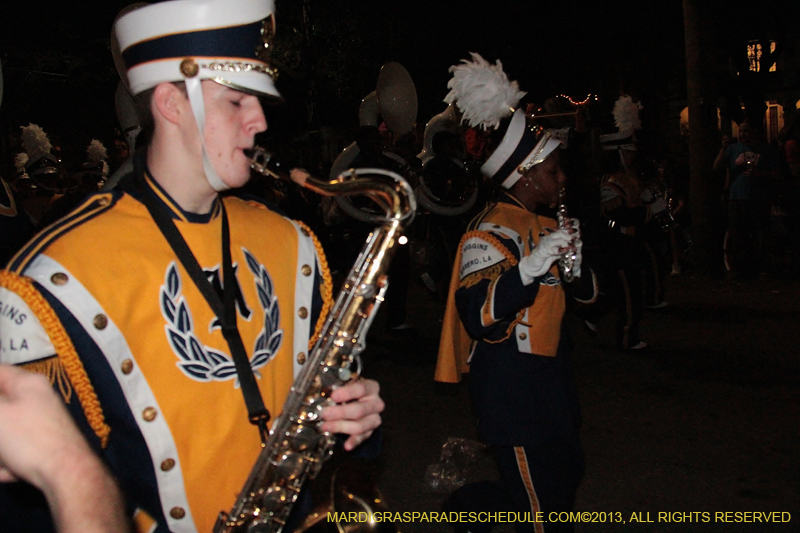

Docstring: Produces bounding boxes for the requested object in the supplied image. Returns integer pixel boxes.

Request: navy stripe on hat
[491,128,540,184]
[122,21,263,69]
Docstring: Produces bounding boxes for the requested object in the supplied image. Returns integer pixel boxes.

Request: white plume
[86,139,108,163]
[444,52,526,131]
[14,153,29,173]
[612,95,643,133]
[20,123,52,160]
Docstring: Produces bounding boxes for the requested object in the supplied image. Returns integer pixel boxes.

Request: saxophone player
[0,1,383,531]
[435,54,598,533]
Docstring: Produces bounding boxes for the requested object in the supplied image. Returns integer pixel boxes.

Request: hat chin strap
[185,77,230,192]
[618,148,628,173]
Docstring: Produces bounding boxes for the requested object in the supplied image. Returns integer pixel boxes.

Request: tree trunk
[684,0,725,278]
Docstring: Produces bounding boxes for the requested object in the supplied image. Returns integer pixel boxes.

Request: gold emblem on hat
[180,58,199,78]
[258,15,276,62]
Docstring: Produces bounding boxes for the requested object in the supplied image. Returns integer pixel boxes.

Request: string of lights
[557,94,598,106]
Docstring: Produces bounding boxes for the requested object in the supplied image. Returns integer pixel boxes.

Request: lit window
[747,40,777,72]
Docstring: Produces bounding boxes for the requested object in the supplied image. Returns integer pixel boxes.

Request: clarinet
[556,188,578,283]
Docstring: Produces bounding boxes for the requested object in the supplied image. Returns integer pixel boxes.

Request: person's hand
[0,364,92,487]
[570,233,584,279]
[650,197,669,215]
[721,135,732,150]
[0,364,130,533]
[320,378,384,451]
[562,219,583,279]
[518,228,574,284]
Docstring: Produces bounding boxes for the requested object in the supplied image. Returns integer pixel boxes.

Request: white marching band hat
[114,0,281,99]
[442,52,565,190]
[113,0,281,192]
[481,109,564,189]
[599,95,643,152]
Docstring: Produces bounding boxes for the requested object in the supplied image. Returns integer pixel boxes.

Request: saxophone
[213,149,416,533]
[556,187,578,283]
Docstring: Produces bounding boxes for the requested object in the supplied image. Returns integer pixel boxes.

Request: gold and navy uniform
[436,193,595,532]
[0,172,331,533]
[598,169,649,349]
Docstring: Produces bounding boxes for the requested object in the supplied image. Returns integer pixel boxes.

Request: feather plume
[612,95,643,133]
[444,52,526,131]
[20,123,52,160]
[14,153,29,173]
[86,139,108,163]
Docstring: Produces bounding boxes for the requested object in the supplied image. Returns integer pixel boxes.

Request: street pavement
[359,270,800,533]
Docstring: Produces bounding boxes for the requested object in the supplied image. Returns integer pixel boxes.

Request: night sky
[0,0,797,158]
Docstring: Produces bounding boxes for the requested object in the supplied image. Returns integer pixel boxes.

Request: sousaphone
[330,63,418,222]
[415,104,478,216]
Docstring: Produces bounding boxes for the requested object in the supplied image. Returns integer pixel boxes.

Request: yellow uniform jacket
[0,173,331,533]
[435,197,566,384]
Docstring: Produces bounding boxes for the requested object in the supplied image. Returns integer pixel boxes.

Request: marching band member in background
[435,53,597,533]
[585,96,668,350]
[0,61,38,266]
[0,1,383,531]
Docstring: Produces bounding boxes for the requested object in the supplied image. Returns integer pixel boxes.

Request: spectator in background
[714,120,779,279]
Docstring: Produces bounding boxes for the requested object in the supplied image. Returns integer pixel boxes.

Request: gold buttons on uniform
[121,359,134,375]
[179,58,199,78]
[298,307,308,319]
[142,407,157,422]
[160,458,176,472]
[519,333,527,341]
[170,507,186,520]
[301,264,312,276]
[93,314,108,330]
[297,352,306,365]
[51,272,69,285]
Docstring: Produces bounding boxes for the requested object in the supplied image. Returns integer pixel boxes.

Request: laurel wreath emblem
[243,248,283,369]
[160,252,283,383]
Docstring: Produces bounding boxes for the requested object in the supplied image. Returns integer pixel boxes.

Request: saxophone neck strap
[128,154,271,436]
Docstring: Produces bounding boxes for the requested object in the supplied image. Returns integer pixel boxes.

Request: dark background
[1,0,798,157]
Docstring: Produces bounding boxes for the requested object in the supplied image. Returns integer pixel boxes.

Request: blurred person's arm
[713,137,732,173]
[0,364,130,533]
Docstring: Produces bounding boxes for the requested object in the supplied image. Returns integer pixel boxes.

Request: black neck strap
[127,155,270,436]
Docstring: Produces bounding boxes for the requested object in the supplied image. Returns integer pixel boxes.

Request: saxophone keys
[288,424,319,451]
[273,452,304,481]
[356,283,376,298]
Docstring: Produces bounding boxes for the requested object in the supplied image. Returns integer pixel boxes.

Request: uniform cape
[434,247,474,383]
[435,201,566,383]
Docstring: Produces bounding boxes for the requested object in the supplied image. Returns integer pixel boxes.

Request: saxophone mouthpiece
[289,168,310,187]
[245,146,294,182]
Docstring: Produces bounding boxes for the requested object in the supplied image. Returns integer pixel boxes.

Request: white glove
[518,228,573,285]
[650,197,668,215]
[570,236,584,279]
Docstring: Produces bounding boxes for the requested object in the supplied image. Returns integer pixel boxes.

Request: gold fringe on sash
[0,270,111,448]
[297,221,334,350]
